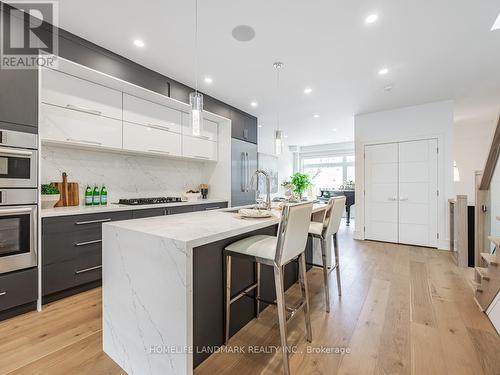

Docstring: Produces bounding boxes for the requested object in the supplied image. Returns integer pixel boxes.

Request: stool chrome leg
[298,253,312,342]
[320,237,330,313]
[333,234,342,296]
[274,264,290,375]
[225,254,232,345]
[255,262,261,318]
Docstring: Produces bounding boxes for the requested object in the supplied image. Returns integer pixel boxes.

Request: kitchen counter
[40,198,228,218]
[102,203,327,375]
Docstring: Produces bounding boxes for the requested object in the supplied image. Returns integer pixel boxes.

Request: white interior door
[364,143,399,242]
[398,139,438,247]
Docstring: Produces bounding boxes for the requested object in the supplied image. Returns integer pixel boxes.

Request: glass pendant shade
[190,92,203,136]
[275,130,283,155]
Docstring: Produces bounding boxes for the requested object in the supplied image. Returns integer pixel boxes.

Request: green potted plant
[41,184,60,209]
[290,172,311,200]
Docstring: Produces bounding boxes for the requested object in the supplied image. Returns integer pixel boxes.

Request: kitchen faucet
[250,170,271,210]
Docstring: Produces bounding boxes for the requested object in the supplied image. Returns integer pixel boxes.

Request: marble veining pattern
[103,225,191,375]
[41,145,205,202]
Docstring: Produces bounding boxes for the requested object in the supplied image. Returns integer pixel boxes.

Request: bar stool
[224,201,314,375]
[308,196,346,313]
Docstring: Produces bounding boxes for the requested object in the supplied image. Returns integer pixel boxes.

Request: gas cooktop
[118,197,183,205]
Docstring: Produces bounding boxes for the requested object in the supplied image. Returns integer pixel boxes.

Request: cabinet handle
[0,291,6,297]
[66,104,102,116]
[243,128,249,140]
[147,123,170,131]
[197,135,210,140]
[75,239,102,247]
[75,265,102,274]
[66,138,102,146]
[148,149,170,155]
[205,206,220,211]
[75,218,111,225]
[194,155,210,160]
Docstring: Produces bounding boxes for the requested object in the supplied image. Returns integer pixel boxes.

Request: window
[300,153,355,196]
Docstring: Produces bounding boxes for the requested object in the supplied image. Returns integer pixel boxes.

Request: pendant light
[190,0,203,136]
[273,62,284,155]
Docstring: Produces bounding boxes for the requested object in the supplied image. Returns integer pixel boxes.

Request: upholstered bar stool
[308,196,346,312]
[224,201,314,375]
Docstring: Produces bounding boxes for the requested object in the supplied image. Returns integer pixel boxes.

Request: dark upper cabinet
[231,109,257,144]
[0,63,38,131]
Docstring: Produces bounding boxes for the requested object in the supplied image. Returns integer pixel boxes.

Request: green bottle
[92,184,100,205]
[100,184,108,205]
[85,185,93,206]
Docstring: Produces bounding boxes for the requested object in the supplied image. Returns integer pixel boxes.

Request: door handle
[66,138,102,146]
[241,152,245,192]
[66,104,102,116]
[0,291,6,297]
[75,239,102,247]
[75,265,102,274]
[245,152,250,192]
[75,218,111,225]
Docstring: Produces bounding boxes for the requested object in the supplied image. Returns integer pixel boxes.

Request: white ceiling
[58,0,500,146]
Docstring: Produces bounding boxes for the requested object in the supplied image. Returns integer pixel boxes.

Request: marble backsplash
[41,146,205,203]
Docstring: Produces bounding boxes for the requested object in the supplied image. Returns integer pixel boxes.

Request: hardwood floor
[1,223,499,375]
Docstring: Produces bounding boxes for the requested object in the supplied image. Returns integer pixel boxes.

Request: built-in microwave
[0,189,38,274]
[0,129,38,188]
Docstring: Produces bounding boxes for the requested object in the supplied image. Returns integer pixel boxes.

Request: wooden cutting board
[52,172,79,207]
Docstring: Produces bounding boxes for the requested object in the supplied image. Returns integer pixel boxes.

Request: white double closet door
[365,139,438,247]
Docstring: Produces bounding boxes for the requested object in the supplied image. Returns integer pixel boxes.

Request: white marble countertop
[104,203,327,248]
[102,201,327,375]
[40,198,228,218]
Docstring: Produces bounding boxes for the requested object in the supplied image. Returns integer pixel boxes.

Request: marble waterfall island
[102,204,327,375]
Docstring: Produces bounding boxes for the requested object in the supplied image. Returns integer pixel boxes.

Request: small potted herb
[41,184,60,209]
[290,173,312,201]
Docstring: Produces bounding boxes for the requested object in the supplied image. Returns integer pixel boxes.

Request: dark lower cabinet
[0,268,38,321]
[42,202,228,303]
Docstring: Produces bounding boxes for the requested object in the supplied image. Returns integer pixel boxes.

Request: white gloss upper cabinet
[182,113,218,141]
[123,94,182,134]
[41,68,122,120]
[182,135,217,161]
[40,103,122,149]
[122,122,182,157]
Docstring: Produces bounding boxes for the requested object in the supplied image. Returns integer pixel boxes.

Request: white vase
[41,194,60,209]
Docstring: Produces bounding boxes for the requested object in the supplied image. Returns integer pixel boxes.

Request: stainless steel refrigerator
[231,138,258,207]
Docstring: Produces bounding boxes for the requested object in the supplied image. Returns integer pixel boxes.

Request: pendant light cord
[194,0,199,94]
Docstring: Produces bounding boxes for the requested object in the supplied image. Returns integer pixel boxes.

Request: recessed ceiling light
[258,124,263,128]
[284,135,289,138]
[492,12,500,31]
[232,25,256,42]
[250,101,258,107]
[304,87,312,94]
[133,39,145,48]
[384,84,394,91]
[313,114,320,118]
[378,67,389,75]
[365,14,378,24]
[332,128,337,132]
[204,77,213,84]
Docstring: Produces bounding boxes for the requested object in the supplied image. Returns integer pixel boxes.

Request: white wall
[454,121,496,204]
[354,100,454,249]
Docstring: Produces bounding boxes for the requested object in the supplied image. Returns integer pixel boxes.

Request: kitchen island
[102,203,327,375]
